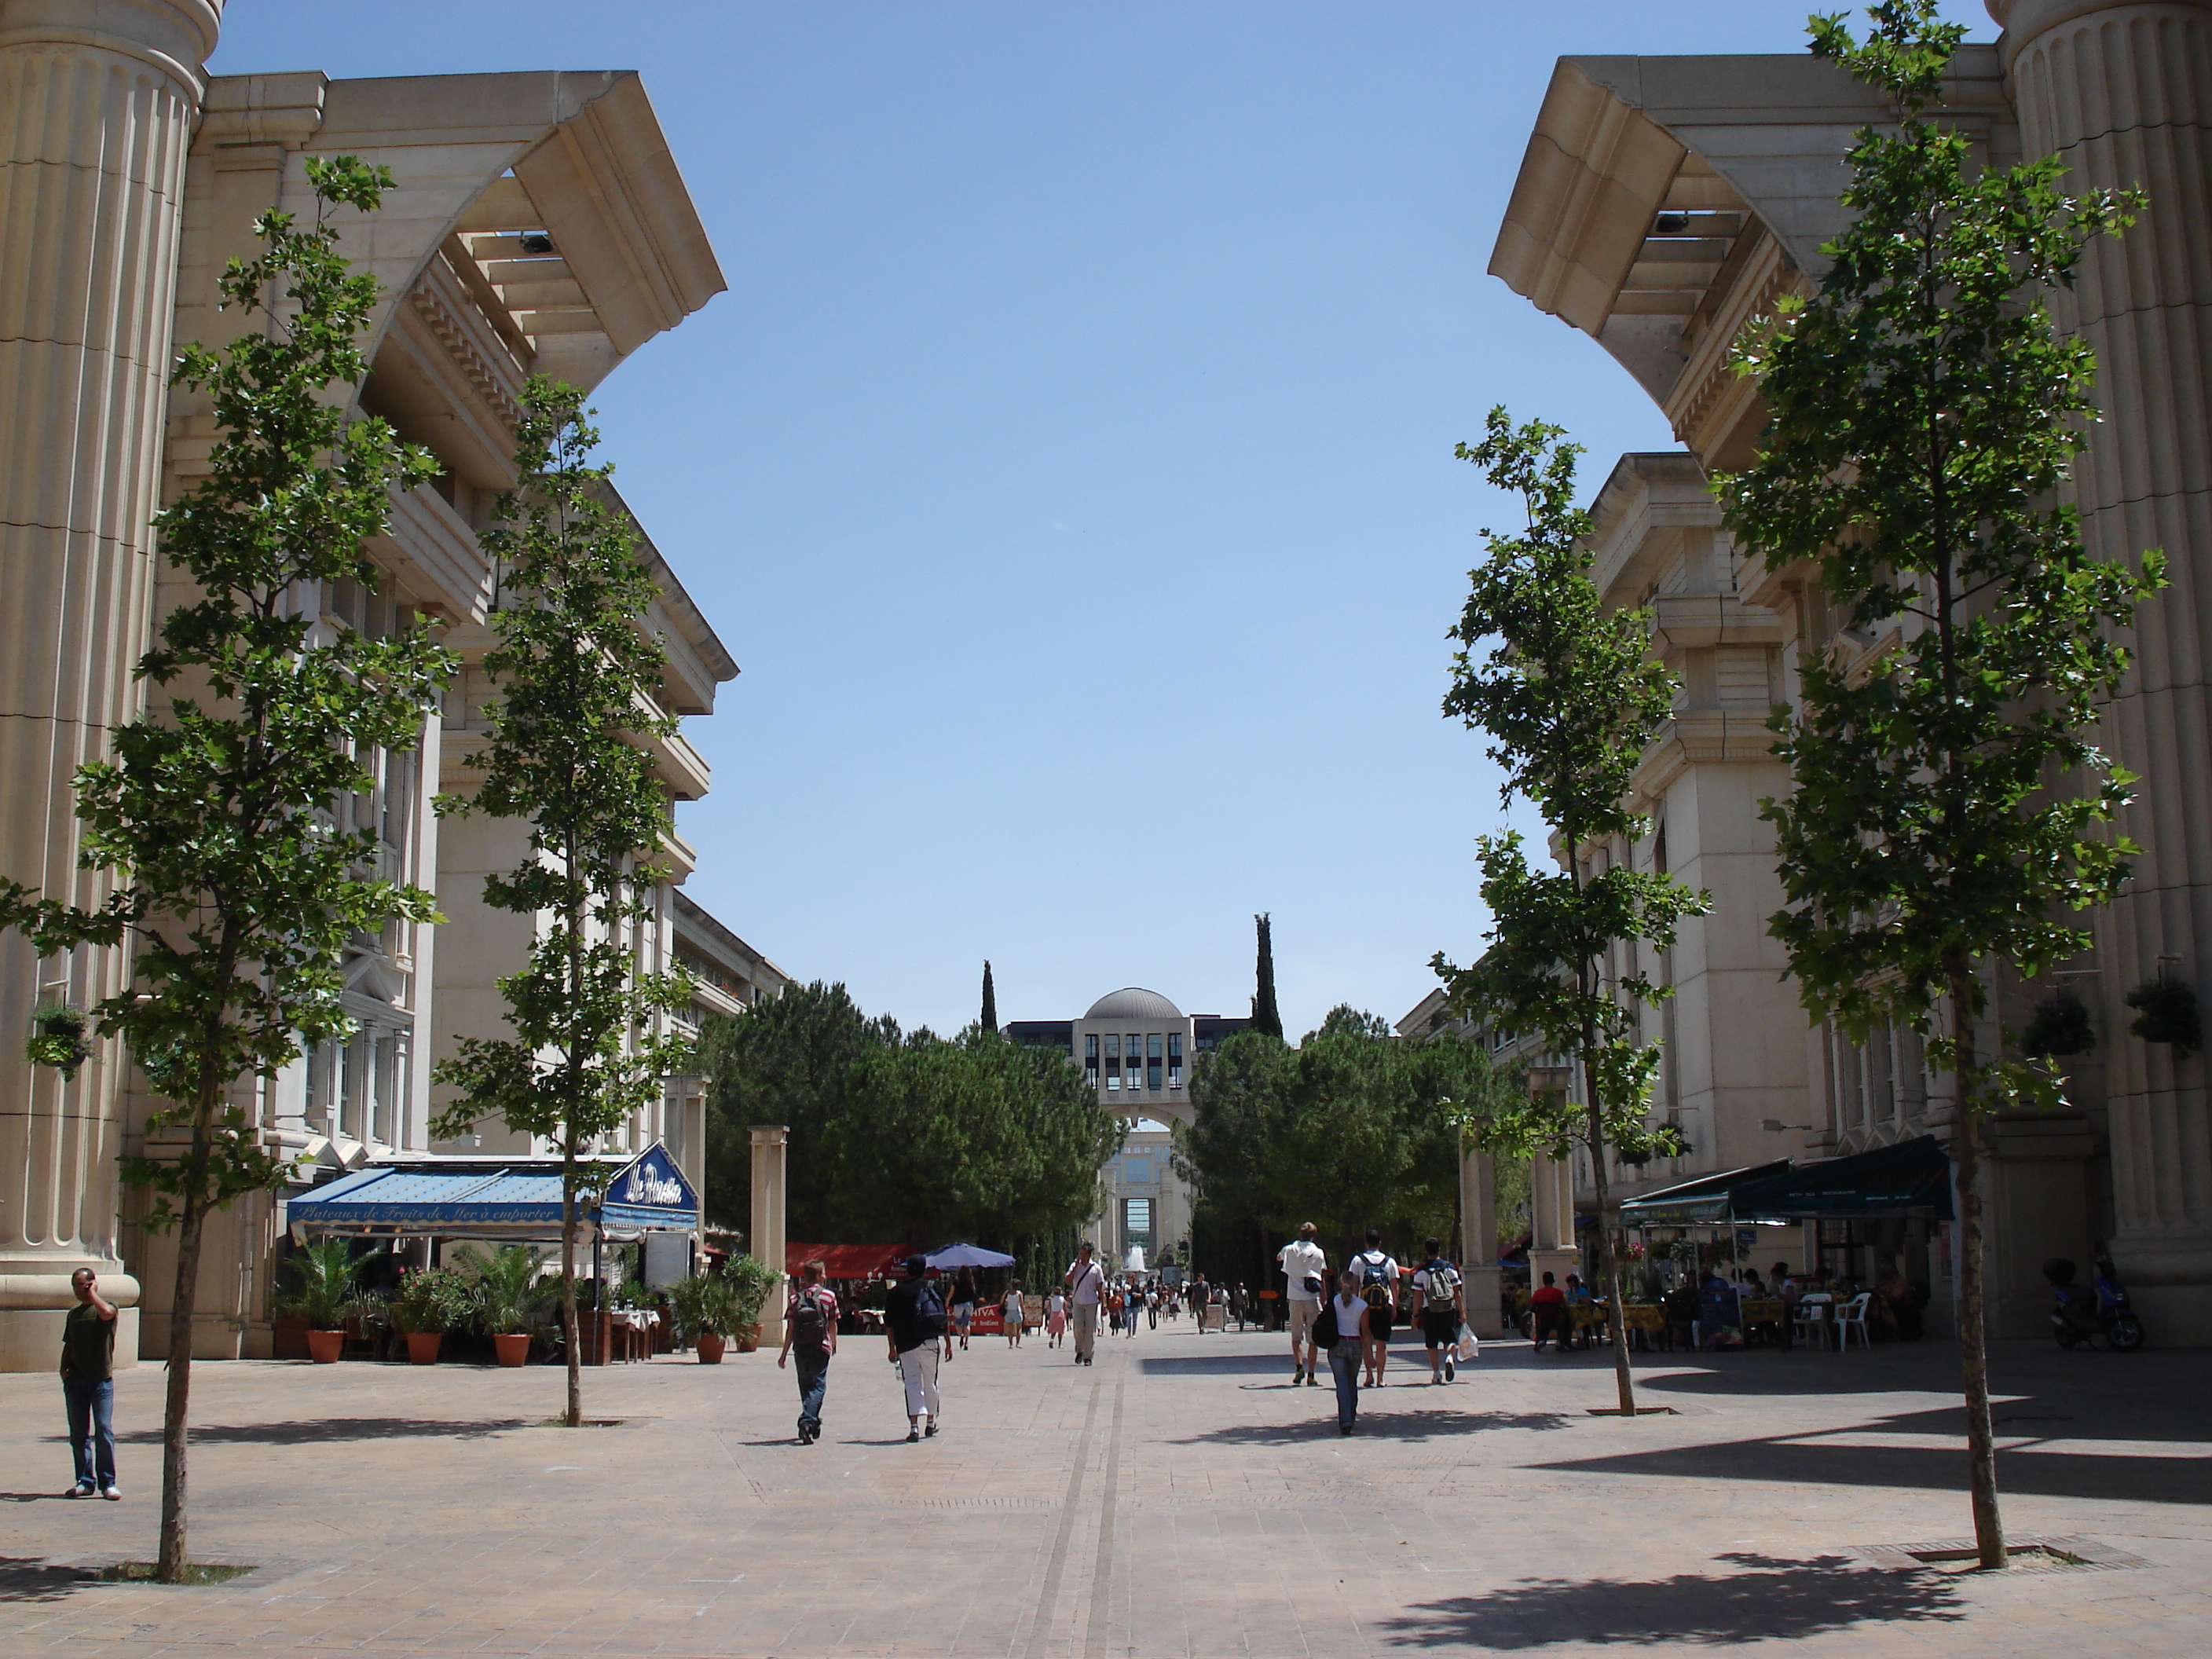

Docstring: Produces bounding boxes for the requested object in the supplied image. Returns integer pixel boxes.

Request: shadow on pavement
[75,1416,534,1447]
[1168,1409,1575,1447]
[0,1558,99,1603]
[1142,1352,1310,1377]
[1531,1428,2208,1507]
[1374,1552,1965,1648]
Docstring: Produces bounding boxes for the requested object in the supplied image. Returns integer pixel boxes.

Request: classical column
[1459,1145,1504,1337]
[1992,0,2212,1341]
[748,1125,787,1345]
[1529,1152,1581,1292]
[0,0,222,1372]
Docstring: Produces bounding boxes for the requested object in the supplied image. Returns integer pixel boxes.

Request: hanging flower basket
[2022,991,2096,1058]
[25,1003,93,1080]
[2125,977,2200,1058]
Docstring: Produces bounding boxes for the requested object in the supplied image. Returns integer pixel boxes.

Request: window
[1123,1197,1152,1247]
[1168,1032,1182,1088]
[1146,1031,1163,1091]
[1104,1032,1120,1090]
[1085,1032,1099,1088]
[1127,1033,1141,1090]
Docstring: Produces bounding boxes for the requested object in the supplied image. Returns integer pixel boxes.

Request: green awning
[1730,1136,1954,1222]
[1616,1161,1792,1227]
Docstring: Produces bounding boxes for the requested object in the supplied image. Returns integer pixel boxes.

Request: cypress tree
[1252,914,1284,1039]
[981,960,998,1033]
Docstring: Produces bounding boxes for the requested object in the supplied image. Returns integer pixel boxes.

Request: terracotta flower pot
[695,1331,726,1364]
[735,1325,760,1353]
[493,1332,531,1368]
[405,1331,443,1365]
[306,1328,345,1364]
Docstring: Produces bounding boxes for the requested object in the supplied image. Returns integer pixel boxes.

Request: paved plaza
[1,1323,2207,1657]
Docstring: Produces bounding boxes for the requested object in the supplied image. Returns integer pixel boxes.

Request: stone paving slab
[2,1321,2207,1656]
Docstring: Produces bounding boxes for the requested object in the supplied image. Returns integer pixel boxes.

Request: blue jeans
[793,1346,830,1432]
[63,1377,115,1489]
[1328,1346,1361,1429]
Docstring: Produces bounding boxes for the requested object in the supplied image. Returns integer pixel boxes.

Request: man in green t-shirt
[60,1267,119,1499]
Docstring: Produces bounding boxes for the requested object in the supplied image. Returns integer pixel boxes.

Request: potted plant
[390,1265,471,1364]
[2126,974,2201,1058]
[668,1272,742,1363]
[457,1243,551,1367]
[722,1254,784,1353]
[25,1002,93,1080]
[275,1237,379,1363]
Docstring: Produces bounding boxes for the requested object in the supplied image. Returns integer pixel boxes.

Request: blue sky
[212,2,1997,1039]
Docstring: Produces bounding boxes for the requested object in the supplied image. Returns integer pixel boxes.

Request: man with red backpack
[778,1258,840,1445]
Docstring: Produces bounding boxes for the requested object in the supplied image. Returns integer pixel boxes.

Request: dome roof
[1085,987,1182,1022]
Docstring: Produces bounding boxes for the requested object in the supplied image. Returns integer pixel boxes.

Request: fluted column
[0,0,220,1369]
[1459,1146,1504,1337]
[748,1124,787,1344]
[1991,0,2212,1339]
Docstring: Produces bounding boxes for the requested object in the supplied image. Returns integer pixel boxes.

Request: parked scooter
[2044,1256,2146,1351]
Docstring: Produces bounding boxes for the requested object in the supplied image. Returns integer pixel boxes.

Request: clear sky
[211,2,1997,1040]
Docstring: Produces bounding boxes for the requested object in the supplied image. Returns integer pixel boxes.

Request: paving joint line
[1083,1357,1128,1659]
[1020,1356,1102,1659]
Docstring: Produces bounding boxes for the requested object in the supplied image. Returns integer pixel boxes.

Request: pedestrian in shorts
[1412,1238,1465,1384]
[1277,1221,1328,1386]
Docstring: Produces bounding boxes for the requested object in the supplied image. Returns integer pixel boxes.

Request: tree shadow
[0,1558,99,1604]
[1375,1552,1966,1648]
[71,1417,533,1447]
[1167,1409,1575,1448]
[1141,1352,1304,1377]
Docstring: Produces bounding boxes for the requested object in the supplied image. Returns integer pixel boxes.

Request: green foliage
[2124,978,2199,1056]
[1714,1,2160,1567]
[665,1271,737,1339]
[0,156,450,1580]
[1433,409,1706,1169]
[0,155,452,1232]
[720,1255,784,1333]
[388,1266,474,1336]
[1252,913,1284,1039]
[449,1243,552,1336]
[1177,1017,1511,1262]
[275,1237,380,1328]
[981,960,997,1033]
[702,982,1121,1251]
[1718,2,2156,1101]
[427,379,693,1425]
[26,1003,93,1080]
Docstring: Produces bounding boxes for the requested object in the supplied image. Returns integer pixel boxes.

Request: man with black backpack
[1411,1238,1465,1385]
[884,1254,950,1441]
[1350,1229,1400,1387]
[778,1258,839,1444]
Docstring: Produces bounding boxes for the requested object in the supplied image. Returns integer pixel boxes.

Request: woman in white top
[1002,1282,1025,1348]
[1325,1270,1372,1435]
[1045,1290,1068,1348]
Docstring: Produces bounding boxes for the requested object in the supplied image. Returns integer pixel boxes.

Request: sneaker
[100,1485,120,1500]
[924,1422,939,1438]
[68,1482,95,1499]
[1445,1357,1456,1382]
[1339,1423,1354,1436]
[906,1428,921,1443]
[1292,1366,1305,1384]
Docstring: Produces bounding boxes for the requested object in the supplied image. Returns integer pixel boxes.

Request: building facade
[0,2,756,1366]
[1006,987,1250,1269]
[1488,0,2212,1339]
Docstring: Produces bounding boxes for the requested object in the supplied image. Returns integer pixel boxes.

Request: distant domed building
[1005,990,1251,1272]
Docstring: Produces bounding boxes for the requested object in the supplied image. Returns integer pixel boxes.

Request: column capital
[0,0,223,99]
[1990,0,2212,70]
[747,1123,788,1148]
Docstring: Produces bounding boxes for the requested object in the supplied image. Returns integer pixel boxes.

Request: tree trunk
[1583,1090,1636,1415]
[1949,974,2005,1569]
[561,1147,581,1428]
[156,1192,205,1581]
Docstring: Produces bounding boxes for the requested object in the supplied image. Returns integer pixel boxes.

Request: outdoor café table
[1618,1303,1664,1350]
[1569,1304,1607,1346]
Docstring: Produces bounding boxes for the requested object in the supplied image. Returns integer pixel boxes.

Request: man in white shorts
[1277,1221,1328,1386]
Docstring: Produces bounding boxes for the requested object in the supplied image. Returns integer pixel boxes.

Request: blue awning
[287,1142,699,1236]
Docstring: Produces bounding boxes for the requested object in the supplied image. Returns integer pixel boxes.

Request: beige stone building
[1487,0,2212,1340]
[0,2,756,1365]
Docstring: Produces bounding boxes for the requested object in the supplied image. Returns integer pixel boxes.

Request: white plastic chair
[1834,1292,1873,1351]
[1792,1295,1830,1352]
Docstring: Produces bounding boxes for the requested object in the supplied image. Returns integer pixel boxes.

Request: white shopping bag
[1455,1323,1479,1362]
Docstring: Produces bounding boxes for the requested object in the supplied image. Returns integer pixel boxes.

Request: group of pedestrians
[1278,1225,1470,1435]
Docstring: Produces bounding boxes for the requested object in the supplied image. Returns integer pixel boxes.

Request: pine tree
[981,960,998,1033]
[1251,914,1284,1039]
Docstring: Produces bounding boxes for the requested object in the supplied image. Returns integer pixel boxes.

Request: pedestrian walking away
[1046,1287,1068,1348]
[1278,1221,1328,1386]
[778,1258,839,1444]
[1412,1237,1465,1384]
[1352,1229,1400,1386]
[1321,1269,1372,1434]
[1065,1240,1106,1364]
[951,1266,978,1350]
[1002,1280,1025,1347]
[1145,1284,1159,1330]
[60,1266,119,1499]
[884,1254,950,1440]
